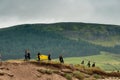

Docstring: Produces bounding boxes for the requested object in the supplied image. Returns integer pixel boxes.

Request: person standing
[24,49,30,61]
[87,61,91,67]
[81,60,84,65]
[59,55,64,63]
[37,52,41,61]
[92,62,96,67]
[27,52,31,60]
[48,54,51,61]
[24,50,28,61]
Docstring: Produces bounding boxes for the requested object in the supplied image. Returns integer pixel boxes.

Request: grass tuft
[73,71,85,80]
[37,69,53,74]
[63,73,72,80]
[93,74,102,79]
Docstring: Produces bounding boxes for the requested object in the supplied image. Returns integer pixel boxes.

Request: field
[87,36,120,47]
[55,51,120,71]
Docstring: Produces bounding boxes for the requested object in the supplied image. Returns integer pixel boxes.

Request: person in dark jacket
[87,61,91,67]
[48,54,51,61]
[81,60,84,65]
[92,62,96,67]
[59,55,64,63]
[27,52,31,60]
[24,50,28,61]
[37,52,41,61]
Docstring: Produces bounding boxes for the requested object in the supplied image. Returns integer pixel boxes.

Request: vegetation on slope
[0,22,120,60]
[63,51,120,71]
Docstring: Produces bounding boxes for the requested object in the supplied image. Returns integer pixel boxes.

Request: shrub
[63,73,72,80]
[37,69,53,74]
[73,71,85,80]
[93,74,101,79]
[46,70,53,74]
[37,69,46,74]
[85,67,104,75]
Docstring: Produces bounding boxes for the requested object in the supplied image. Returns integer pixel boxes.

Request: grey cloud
[0,0,120,28]
[90,0,120,18]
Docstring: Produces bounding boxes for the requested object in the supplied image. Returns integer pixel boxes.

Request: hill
[0,22,120,60]
[63,51,120,71]
[0,60,120,80]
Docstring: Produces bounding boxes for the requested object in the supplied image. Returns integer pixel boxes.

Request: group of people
[24,50,96,67]
[81,60,96,67]
[24,50,64,63]
[24,50,97,67]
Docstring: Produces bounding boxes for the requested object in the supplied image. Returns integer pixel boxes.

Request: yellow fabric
[37,55,48,60]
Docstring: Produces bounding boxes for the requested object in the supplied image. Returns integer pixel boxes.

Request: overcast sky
[0,0,120,28]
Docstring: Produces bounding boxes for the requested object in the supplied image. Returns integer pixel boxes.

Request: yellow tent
[37,54,48,60]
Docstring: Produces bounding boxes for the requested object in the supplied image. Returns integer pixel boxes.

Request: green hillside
[0,22,120,60]
[63,51,120,71]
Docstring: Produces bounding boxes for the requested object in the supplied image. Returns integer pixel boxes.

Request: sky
[0,0,120,28]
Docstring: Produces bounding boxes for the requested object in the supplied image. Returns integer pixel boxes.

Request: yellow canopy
[37,54,48,60]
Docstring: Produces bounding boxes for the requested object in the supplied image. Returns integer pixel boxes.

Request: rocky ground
[0,60,120,80]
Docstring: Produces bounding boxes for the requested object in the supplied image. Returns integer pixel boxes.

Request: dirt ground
[0,61,67,80]
[0,60,119,80]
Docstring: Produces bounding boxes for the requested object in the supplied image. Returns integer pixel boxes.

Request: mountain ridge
[0,22,120,60]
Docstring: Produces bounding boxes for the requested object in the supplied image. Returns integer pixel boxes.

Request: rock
[0,71,4,76]
[7,73,14,77]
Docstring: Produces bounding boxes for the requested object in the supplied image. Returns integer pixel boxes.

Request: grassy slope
[60,52,120,71]
[86,36,120,47]
[0,22,120,60]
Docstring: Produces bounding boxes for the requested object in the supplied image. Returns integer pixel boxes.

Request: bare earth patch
[0,60,120,80]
